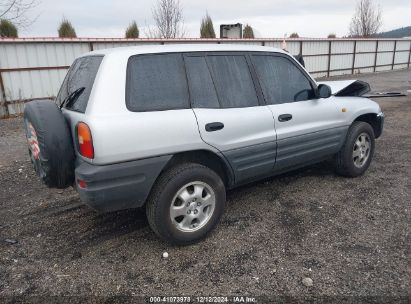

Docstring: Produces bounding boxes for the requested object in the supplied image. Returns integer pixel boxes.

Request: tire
[23,100,75,188]
[335,121,375,177]
[146,163,226,245]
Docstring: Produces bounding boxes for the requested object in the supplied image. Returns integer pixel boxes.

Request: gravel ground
[0,69,410,302]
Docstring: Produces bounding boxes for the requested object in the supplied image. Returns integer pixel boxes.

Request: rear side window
[184,56,220,108]
[126,54,189,112]
[206,55,259,108]
[57,56,103,113]
[251,55,315,104]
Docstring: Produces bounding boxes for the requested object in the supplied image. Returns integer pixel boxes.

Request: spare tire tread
[24,100,75,189]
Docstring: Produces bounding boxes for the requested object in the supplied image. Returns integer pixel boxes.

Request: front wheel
[335,121,375,177]
[146,163,226,245]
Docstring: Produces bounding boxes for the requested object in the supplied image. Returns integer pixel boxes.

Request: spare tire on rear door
[23,100,75,189]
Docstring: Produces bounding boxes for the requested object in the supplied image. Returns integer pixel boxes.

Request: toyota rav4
[24,44,384,244]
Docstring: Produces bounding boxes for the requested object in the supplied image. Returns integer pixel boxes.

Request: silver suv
[24,44,384,244]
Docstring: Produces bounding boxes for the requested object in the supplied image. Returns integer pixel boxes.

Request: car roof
[82,43,288,57]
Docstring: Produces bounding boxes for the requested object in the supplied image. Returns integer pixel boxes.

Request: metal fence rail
[1,37,410,118]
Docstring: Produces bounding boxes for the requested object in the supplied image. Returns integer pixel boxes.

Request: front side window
[206,55,259,108]
[252,55,315,105]
[56,55,103,113]
[126,53,189,112]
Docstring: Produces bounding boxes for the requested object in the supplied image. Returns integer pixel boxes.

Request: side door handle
[205,122,224,132]
[278,114,293,122]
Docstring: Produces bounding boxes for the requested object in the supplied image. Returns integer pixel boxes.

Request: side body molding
[223,141,277,184]
[274,126,349,173]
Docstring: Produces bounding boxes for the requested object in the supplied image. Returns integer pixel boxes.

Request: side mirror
[318,84,332,99]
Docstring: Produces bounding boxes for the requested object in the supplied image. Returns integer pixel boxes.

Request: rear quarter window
[126,53,190,112]
[56,55,103,113]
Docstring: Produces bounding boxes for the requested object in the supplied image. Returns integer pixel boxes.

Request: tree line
[1,0,383,39]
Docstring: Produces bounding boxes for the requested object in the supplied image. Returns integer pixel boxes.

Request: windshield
[56,55,103,113]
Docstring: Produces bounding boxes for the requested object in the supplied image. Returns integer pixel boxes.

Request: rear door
[250,53,348,172]
[185,52,277,184]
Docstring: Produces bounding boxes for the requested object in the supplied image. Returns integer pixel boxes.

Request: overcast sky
[22,0,411,38]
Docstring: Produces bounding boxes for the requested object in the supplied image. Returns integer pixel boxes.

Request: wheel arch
[162,150,235,188]
[353,113,383,138]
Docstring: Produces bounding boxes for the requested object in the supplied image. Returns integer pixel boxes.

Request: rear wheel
[335,121,375,177]
[146,163,226,245]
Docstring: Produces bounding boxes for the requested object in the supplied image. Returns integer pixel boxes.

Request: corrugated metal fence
[1,37,410,118]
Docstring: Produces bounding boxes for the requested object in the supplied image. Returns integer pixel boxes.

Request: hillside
[376,26,411,38]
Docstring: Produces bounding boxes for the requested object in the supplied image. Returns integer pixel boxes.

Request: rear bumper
[75,155,171,212]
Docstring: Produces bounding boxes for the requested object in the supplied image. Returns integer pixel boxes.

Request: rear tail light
[76,122,94,159]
